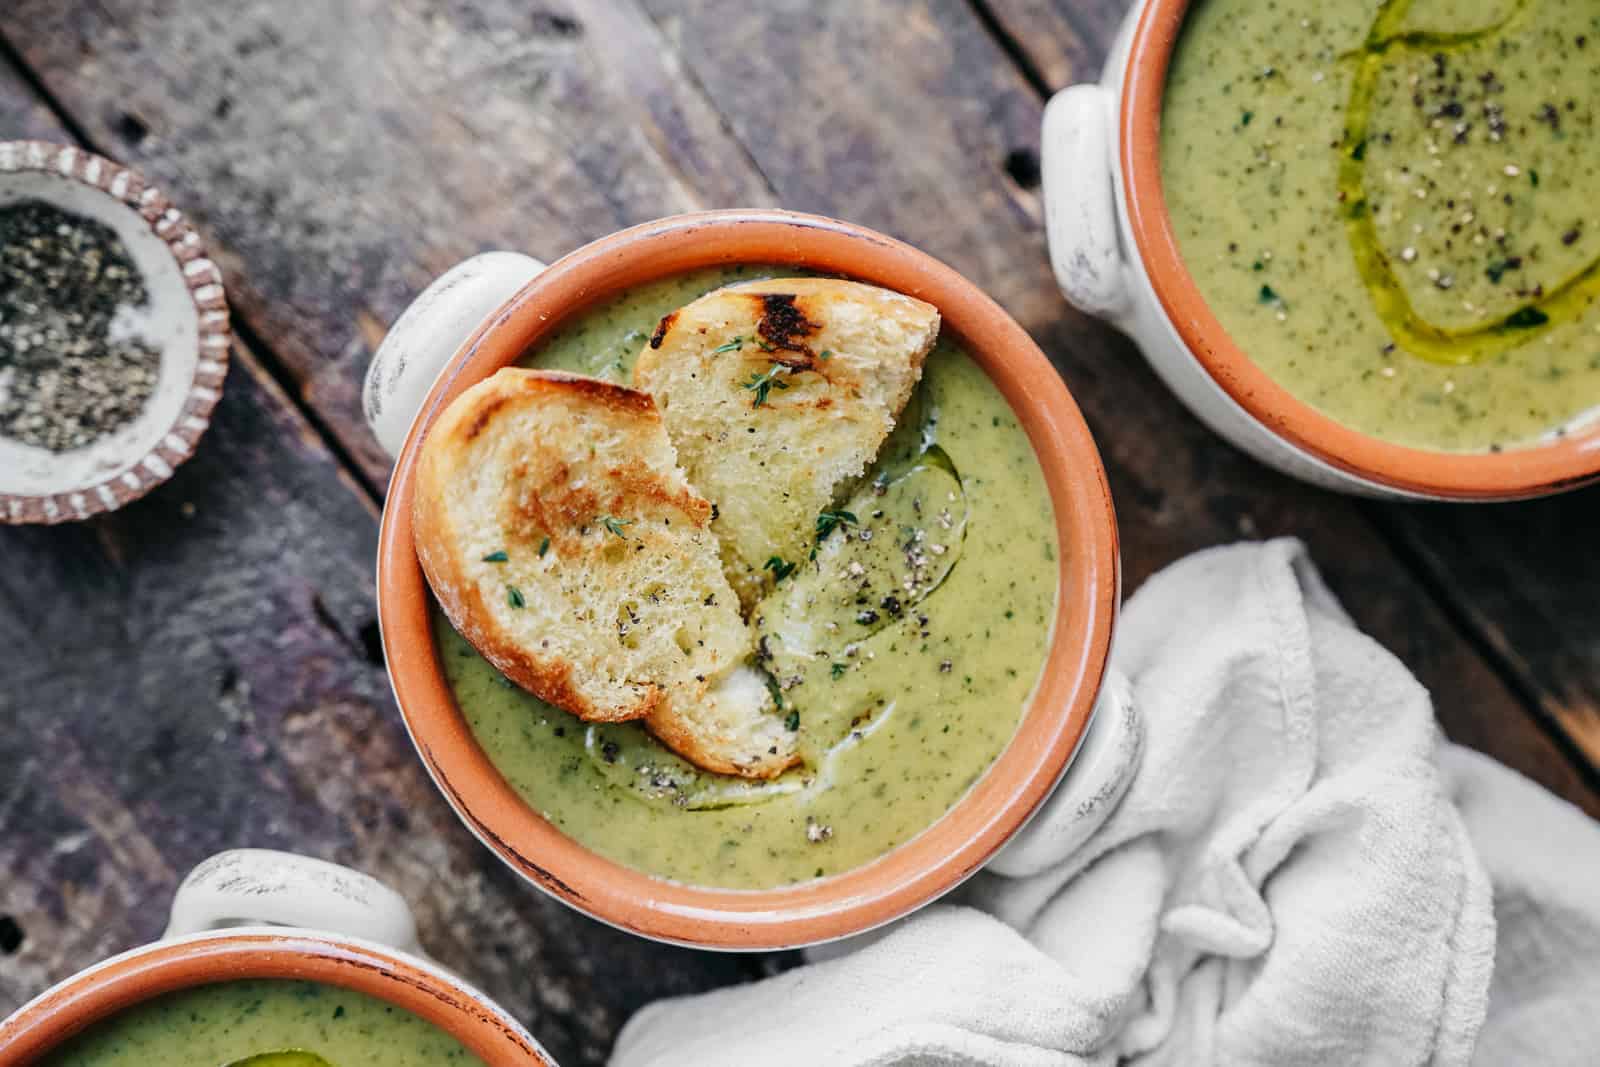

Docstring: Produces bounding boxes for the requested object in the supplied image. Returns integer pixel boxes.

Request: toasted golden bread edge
[413,369,664,724]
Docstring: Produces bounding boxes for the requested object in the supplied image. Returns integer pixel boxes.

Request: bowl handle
[162,849,429,959]
[987,669,1142,878]
[362,252,547,460]
[1041,85,1131,322]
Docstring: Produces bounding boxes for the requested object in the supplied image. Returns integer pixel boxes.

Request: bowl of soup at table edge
[1041,0,1600,499]
[0,851,553,1067]
[370,210,1120,950]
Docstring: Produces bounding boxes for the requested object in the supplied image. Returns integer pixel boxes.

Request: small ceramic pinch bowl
[0,849,553,1066]
[0,141,229,524]
[1040,0,1600,500]
[367,209,1133,951]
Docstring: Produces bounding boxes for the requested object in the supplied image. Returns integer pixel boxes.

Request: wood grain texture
[3,0,775,488]
[639,0,1600,815]
[0,52,63,142]
[0,60,770,1067]
[976,0,1600,791]
[974,0,1111,89]
[1376,498,1600,768]
[980,0,1129,89]
[20,0,1588,804]
[1,3,1597,1065]
[0,347,772,1065]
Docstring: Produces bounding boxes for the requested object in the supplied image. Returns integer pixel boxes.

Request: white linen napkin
[612,539,1600,1066]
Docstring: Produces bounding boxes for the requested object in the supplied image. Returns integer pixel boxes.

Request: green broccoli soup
[434,265,1058,889]
[39,980,483,1066]
[1162,0,1600,451]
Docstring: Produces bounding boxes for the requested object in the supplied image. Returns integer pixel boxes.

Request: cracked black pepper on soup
[435,265,1058,889]
[1162,0,1600,452]
[0,199,161,452]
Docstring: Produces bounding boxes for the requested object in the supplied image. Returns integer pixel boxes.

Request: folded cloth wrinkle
[612,540,1600,1067]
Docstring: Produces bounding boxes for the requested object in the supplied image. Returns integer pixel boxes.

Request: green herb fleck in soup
[1163,0,1600,451]
[435,265,1058,889]
[38,980,483,1066]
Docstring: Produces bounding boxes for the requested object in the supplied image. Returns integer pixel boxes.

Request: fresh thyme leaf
[754,337,776,352]
[764,556,797,582]
[818,349,833,361]
[830,661,847,679]
[712,335,745,354]
[764,673,785,710]
[784,710,801,731]
[507,585,526,609]
[742,364,791,409]
[1258,284,1279,304]
[538,537,550,558]
[598,515,635,539]
[815,509,859,541]
[481,550,508,563]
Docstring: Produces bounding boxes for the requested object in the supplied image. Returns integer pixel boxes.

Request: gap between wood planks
[966,0,1057,97]
[3,0,1593,805]
[959,0,1600,800]
[1369,513,1600,796]
[0,13,801,1002]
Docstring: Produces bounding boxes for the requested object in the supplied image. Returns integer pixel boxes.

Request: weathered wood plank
[2,0,776,489]
[0,62,765,1066]
[7,0,1591,810]
[1377,498,1600,767]
[0,348,762,1063]
[0,51,65,142]
[638,0,1600,815]
[3,12,1595,1067]
[978,0,1600,778]
[974,0,1110,89]
[980,0,1128,89]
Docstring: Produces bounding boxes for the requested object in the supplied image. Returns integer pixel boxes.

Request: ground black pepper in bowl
[0,198,161,452]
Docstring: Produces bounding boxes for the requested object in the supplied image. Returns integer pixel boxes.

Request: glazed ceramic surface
[1041,0,1600,499]
[367,209,1128,950]
[0,850,551,1066]
[432,266,1058,890]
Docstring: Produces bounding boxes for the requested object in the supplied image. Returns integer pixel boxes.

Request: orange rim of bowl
[0,932,551,1065]
[1119,0,1600,499]
[377,209,1120,950]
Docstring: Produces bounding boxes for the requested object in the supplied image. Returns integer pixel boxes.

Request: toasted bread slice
[633,277,939,604]
[414,368,796,777]
[648,663,797,779]
[415,370,720,714]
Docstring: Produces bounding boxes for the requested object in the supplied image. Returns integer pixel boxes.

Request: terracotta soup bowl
[1041,0,1600,499]
[0,849,552,1065]
[366,210,1126,950]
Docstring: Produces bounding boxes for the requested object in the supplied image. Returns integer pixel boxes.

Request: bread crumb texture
[415,277,939,779]
[634,278,938,607]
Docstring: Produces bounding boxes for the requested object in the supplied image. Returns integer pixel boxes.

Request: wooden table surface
[2,2,1597,1063]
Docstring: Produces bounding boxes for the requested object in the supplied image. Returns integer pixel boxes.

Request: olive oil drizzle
[1338,0,1600,365]
[224,1053,335,1067]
